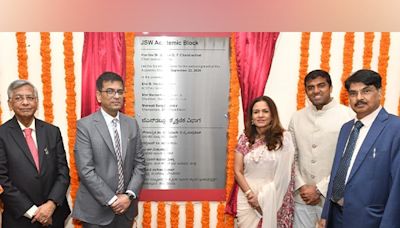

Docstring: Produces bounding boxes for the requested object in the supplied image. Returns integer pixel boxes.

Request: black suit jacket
[0,117,70,228]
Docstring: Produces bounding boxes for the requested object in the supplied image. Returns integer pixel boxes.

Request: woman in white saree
[234,96,295,228]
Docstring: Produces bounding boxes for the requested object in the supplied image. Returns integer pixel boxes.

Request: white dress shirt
[345,106,382,183]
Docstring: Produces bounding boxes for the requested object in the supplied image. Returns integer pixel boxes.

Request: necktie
[112,119,124,193]
[24,128,40,171]
[332,120,364,202]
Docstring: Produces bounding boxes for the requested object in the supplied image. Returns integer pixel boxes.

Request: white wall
[0,32,399,227]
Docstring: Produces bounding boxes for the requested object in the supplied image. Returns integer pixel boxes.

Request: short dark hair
[96,72,124,91]
[304,69,332,88]
[344,69,382,91]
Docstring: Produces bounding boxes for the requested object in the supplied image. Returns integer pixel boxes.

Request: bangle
[245,189,252,196]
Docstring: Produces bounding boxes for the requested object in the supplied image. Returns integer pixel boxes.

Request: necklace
[250,145,267,163]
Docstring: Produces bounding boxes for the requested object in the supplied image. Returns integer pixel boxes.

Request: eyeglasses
[348,86,376,97]
[11,95,37,103]
[100,88,125,97]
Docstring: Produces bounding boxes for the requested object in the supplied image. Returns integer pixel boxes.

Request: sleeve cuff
[107,195,118,206]
[24,205,38,219]
[126,190,137,199]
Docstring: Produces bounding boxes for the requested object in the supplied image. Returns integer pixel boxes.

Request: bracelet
[245,189,252,196]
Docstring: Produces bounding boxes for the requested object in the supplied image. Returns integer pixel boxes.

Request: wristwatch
[125,192,135,201]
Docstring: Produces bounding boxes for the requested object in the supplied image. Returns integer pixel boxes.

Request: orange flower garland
[124,32,135,116]
[185,201,194,228]
[157,201,166,228]
[201,201,210,228]
[63,32,81,228]
[320,32,332,72]
[142,201,152,228]
[363,32,375,69]
[216,201,225,228]
[224,32,240,228]
[297,32,310,110]
[16,32,29,79]
[40,32,54,123]
[377,32,390,106]
[339,32,355,106]
[170,202,180,228]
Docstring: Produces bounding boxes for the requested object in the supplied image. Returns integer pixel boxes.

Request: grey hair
[7,80,39,100]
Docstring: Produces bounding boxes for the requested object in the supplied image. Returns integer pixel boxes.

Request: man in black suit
[0,80,70,228]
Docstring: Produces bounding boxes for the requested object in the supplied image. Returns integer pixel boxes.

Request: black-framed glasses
[11,95,37,103]
[100,88,125,97]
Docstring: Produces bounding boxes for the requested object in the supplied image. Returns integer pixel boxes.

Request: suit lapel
[93,111,115,156]
[35,119,46,173]
[120,115,129,160]
[347,109,388,182]
[8,117,39,171]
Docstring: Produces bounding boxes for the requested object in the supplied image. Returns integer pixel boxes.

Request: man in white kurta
[288,70,353,228]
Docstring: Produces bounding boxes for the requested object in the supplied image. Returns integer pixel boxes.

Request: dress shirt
[100,108,136,205]
[17,119,39,219]
[345,106,382,183]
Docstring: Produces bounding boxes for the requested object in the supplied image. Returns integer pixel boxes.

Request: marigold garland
[170,202,180,228]
[40,32,54,123]
[339,32,355,106]
[16,32,29,79]
[377,32,390,106]
[320,32,332,72]
[363,32,375,69]
[63,32,80,228]
[296,32,310,110]
[124,32,135,116]
[201,201,210,228]
[157,201,166,228]
[224,33,240,228]
[216,201,225,228]
[142,201,152,228]
[185,201,194,228]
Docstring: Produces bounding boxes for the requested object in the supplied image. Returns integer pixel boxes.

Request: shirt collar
[17,118,36,131]
[100,108,120,124]
[355,106,382,128]
[310,97,336,112]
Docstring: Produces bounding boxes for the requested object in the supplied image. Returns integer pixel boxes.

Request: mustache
[355,101,367,106]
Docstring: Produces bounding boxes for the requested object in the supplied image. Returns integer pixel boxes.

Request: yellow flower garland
[320,32,332,72]
[297,32,310,110]
[363,32,375,69]
[40,32,54,123]
[378,32,390,106]
[339,32,355,106]
[124,32,135,116]
[16,32,29,79]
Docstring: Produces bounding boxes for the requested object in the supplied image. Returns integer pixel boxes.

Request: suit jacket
[322,108,400,228]
[72,110,145,225]
[0,117,71,228]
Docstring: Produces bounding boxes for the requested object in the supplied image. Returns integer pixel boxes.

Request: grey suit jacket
[72,110,145,225]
